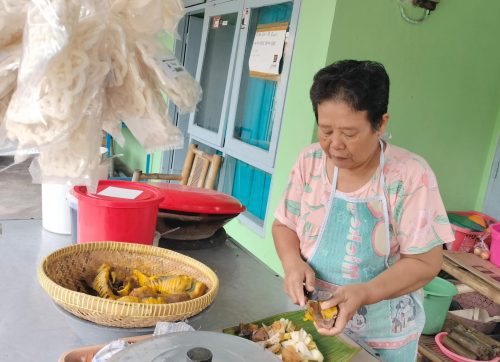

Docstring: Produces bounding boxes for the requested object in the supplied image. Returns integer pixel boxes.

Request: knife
[303,286,333,302]
[343,329,381,360]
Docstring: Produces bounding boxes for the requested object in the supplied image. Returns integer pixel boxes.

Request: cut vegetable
[236,319,324,362]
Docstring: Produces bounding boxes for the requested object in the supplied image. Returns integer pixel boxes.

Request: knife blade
[303,286,334,302]
[343,329,381,360]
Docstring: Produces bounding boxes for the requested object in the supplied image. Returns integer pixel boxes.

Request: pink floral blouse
[275,142,455,259]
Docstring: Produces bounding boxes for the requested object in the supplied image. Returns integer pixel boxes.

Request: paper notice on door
[249,22,288,80]
[98,186,143,199]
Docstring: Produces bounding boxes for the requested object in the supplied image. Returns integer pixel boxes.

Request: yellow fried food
[149,275,193,294]
[91,264,208,304]
[129,285,159,299]
[92,263,117,299]
[132,269,156,287]
[115,278,133,296]
[304,301,338,329]
[117,296,166,304]
[164,293,191,303]
[187,281,207,299]
[141,297,167,304]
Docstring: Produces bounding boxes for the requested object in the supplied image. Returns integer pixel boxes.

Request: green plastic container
[422,277,458,335]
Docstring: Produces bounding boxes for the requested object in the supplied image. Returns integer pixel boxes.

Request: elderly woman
[272,60,454,361]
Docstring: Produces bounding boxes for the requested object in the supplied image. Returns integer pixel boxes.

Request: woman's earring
[380,131,392,141]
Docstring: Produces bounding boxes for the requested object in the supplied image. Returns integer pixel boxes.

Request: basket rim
[37,242,219,319]
[448,210,497,222]
[447,313,497,328]
[451,224,489,236]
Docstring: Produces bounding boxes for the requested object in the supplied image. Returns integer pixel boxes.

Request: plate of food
[223,310,360,362]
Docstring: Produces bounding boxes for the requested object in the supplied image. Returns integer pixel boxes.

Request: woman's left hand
[314,283,369,336]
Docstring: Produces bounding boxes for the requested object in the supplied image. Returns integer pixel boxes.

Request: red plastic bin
[73,180,164,245]
[447,211,497,252]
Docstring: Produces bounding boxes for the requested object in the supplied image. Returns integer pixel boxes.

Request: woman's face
[317,99,388,170]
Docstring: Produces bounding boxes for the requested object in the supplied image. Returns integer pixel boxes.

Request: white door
[483,137,500,219]
[188,0,244,147]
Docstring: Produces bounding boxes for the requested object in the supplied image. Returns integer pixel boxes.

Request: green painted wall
[225,0,337,274]
[325,0,500,212]
[114,128,164,174]
[114,127,146,172]
[227,0,500,275]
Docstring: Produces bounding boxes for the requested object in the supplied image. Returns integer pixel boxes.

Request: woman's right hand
[272,219,314,307]
[283,257,315,307]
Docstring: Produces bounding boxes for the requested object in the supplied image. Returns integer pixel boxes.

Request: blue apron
[307,140,424,360]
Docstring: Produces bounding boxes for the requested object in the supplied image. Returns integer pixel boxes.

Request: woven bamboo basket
[38,242,219,328]
[451,292,499,334]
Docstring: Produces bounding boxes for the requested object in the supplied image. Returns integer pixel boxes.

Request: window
[189,1,242,146]
[224,157,272,220]
[225,0,294,170]
[165,0,301,230]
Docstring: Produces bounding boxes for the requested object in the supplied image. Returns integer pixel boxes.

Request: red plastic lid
[151,183,245,215]
[73,180,164,208]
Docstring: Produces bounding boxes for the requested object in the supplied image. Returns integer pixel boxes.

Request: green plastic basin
[422,277,458,335]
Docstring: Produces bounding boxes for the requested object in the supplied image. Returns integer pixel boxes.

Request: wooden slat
[418,316,465,362]
[442,257,500,303]
[205,154,222,190]
[181,144,197,185]
[133,144,222,190]
[418,335,453,362]
[444,252,500,288]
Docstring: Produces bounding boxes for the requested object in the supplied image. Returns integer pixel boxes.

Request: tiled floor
[0,156,41,220]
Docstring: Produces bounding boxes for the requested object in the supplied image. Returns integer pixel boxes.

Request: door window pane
[233,3,292,150]
[230,158,271,221]
[194,12,238,133]
[168,14,204,174]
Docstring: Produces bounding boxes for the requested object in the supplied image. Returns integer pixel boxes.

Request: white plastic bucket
[42,183,72,234]
[67,191,78,243]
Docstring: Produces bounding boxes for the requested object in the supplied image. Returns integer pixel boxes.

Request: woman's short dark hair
[309,60,390,131]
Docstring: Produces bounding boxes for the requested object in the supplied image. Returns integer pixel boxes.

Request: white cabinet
[167,0,301,228]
